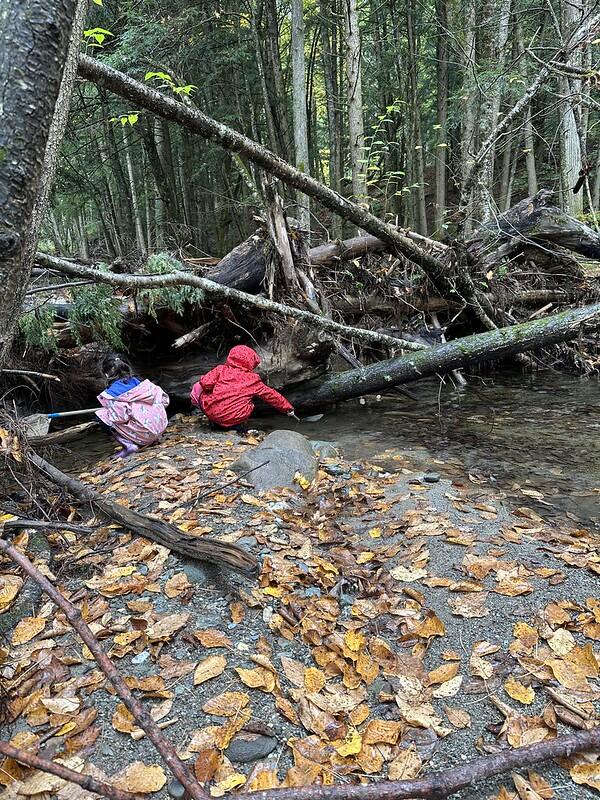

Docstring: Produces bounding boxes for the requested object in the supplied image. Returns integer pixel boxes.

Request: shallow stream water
[269,371,600,530]
[60,370,600,531]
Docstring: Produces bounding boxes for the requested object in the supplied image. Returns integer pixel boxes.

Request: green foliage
[83,27,113,47]
[110,111,141,126]
[138,253,205,317]
[145,70,198,99]
[19,308,58,353]
[70,284,124,350]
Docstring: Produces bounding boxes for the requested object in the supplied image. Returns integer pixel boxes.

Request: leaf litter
[1,414,600,798]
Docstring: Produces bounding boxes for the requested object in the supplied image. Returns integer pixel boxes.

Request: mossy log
[287,302,600,408]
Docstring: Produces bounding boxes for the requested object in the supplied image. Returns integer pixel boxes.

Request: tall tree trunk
[320,0,342,236]
[515,22,538,196]
[121,127,148,257]
[263,0,292,159]
[473,0,512,224]
[291,0,311,232]
[434,0,449,234]
[460,0,478,235]
[559,0,584,215]
[0,0,79,366]
[406,2,428,235]
[343,0,367,204]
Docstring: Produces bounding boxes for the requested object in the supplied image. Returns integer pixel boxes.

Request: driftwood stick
[0,369,61,382]
[244,728,600,800]
[0,741,144,800]
[27,451,257,572]
[0,538,209,800]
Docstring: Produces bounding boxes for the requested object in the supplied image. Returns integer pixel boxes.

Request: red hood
[226,345,260,371]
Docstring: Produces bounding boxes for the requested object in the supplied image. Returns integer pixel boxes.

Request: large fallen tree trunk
[470,189,600,267]
[287,302,600,407]
[36,253,427,352]
[28,451,257,572]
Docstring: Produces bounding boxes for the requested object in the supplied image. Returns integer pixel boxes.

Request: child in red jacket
[190,345,295,429]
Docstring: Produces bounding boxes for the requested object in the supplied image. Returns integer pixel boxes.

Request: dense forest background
[47,0,600,263]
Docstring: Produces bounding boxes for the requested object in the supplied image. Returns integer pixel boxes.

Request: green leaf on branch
[145,71,174,84]
[173,84,198,96]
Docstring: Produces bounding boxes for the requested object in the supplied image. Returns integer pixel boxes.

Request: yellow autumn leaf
[304,667,326,693]
[368,527,382,538]
[389,745,422,780]
[113,762,166,793]
[571,762,600,790]
[294,472,311,490]
[505,675,535,705]
[194,655,228,685]
[202,692,249,717]
[0,574,23,613]
[333,727,362,757]
[344,629,366,653]
[11,616,46,646]
[357,551,374,563]
[210,772,246,797]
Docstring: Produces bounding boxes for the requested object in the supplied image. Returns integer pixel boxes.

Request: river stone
[310,440,340,459]
[225,734,277,763]
[232,429,317,491]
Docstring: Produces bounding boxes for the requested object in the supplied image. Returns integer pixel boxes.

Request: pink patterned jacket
[96,380,169,446]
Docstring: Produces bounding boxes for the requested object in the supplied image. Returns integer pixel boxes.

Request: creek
[59,371,599,531]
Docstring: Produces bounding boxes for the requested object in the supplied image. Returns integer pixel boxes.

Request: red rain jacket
[190,345,293,427]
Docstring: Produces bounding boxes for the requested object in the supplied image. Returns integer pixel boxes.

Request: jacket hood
[226,345,260,371]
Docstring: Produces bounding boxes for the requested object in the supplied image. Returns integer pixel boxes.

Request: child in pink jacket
[96,364,169,458]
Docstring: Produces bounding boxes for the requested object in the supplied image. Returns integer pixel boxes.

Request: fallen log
[28,451,257,572]
[470,189,600,267]
[27,420,99,446]
[286,302,600,408]
[35,253,427,352]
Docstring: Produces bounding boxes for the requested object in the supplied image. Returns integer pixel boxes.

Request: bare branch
[0,536,209,800]
[0,740,144,800]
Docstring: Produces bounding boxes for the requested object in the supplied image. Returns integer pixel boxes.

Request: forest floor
[1,415,600,799]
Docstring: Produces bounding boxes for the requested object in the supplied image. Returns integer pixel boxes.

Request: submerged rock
[232,429,317,491]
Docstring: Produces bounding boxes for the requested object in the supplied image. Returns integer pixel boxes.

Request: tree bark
[343,0,367,204]
[559,0,584,216]
[121,127,148,257]
[434,0,449,234]
[286,302,600,407]
[320,0,342,232]
[0,0,79,367]
[291,0,311,231]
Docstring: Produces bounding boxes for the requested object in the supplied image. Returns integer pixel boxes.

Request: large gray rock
[232,429,317,491]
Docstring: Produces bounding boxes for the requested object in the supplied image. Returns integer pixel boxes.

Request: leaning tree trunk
[0,0,78,367]
[287,302,600,407]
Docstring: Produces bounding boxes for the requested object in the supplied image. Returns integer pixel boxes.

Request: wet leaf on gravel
[113,761,166,793]
[194,655,228,685]
[504,676,535,705]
